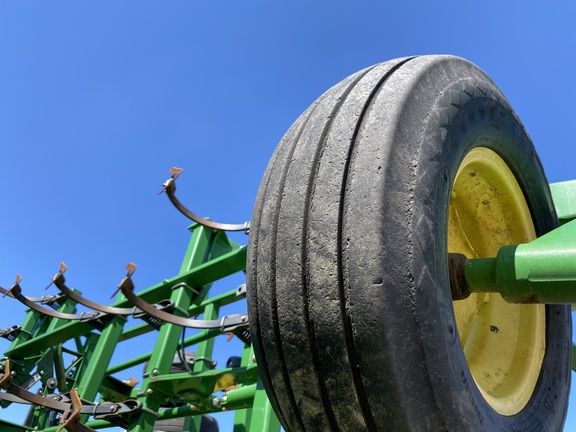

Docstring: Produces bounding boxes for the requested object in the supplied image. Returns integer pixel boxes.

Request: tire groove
[249,105,317,430]
[268,103,322,431]
[337,57,415,431]
[248,142,288,427]
[302,65,379,431]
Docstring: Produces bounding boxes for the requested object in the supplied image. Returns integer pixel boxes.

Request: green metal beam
[127,225,215,432]
[0,419,31,432]
[111,244,246,308]
[0,217,281,432]
[76,316,126,400]
[4,246,246,359]
[460,219,576,303]
[107,329,222,376]
[247,377,281,432]
[551,179,576,224]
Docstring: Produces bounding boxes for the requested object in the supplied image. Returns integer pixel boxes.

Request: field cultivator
[1,55,576,431]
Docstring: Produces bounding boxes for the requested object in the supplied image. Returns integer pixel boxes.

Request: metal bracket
[171,282,199,295]
[0,326,24,342]
[220,314,249,333]
[235,284,247,298]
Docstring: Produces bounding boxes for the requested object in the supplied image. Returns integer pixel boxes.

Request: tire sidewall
[408,65,571,431]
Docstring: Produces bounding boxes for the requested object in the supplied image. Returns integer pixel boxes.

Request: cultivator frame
[0,169,280,432]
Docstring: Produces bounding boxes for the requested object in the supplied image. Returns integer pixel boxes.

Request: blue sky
[0,1,575,431]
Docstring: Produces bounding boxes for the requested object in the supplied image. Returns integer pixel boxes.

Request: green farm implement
[1,55,575,431]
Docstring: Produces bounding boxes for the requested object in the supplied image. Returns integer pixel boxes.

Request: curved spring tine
[52,263,140,316]
[0,287,64,304]
[4,279,107,322]
[0,390,31,405]
[1,361,69,411]
[4,386,95,432]
[0,358,12,389]
[7,385,71,412]
[1,361,124,431]
[0,287,15,299]
[0,275,21,299]
[1,273,64,304]
[117,265,225,329]
[161,167,250,233]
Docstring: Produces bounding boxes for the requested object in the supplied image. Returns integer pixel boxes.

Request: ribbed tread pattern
[248,58,414,431]
[247,55,571,432]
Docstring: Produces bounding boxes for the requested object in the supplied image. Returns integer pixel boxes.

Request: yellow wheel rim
[449,147,546,416]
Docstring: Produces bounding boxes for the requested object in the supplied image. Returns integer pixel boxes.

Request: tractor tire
[199,415,219,432]
[153,417,189,432]
[153,415,218,432]
[149,351,219,432]
[247,55,571,431]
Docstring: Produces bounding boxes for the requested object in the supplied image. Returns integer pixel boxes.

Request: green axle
[453,180,576,304]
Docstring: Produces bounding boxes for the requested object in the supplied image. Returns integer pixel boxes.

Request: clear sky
[0,1,575,431]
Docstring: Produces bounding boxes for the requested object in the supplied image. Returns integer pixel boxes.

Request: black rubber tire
[153,415,219,432]
[199,415,219,432]
[247,55,572,431]
[153,417,188,432]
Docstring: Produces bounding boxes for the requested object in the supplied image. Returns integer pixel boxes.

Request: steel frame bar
[462,218,576,304]
[551,179,576,224]
[453,179,576,304]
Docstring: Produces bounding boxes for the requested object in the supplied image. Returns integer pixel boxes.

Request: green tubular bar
[126,226,215,432]
[0,222,280,432]
[3,246,247,360]
[459,179,576,304]
[248,377,282,432]
[463,218,576,303]
[550,179,576,225]
[463,179,576,373]
[0,418,30,431]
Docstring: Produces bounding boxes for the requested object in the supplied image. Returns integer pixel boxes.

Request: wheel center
[449,147,546,416]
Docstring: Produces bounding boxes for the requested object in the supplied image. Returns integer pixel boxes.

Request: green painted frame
[0,223,280,432]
